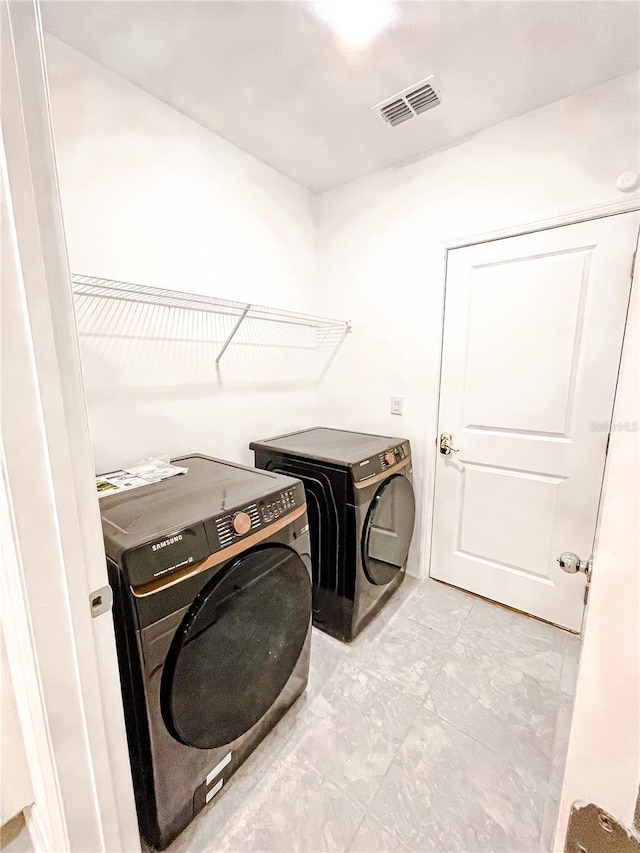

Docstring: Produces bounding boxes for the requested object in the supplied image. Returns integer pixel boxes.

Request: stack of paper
[96,456,188,499]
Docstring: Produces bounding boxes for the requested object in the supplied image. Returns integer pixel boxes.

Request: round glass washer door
[161,544,311,750]
[363,474,416,586]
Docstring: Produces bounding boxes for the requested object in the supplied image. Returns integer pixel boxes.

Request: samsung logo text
[152,534,183,551]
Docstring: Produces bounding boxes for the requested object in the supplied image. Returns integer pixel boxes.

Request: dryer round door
[161,544,311,750]
[363,474,416,586]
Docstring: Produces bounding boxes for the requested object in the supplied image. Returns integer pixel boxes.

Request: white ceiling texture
[42,1,640,192]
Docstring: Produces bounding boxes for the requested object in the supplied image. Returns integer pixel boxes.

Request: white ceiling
[41,1,640,193]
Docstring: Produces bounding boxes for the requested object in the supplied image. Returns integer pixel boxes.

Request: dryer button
[232,512,252,536]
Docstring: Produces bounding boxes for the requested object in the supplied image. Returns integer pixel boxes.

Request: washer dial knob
[232,512,251,536]
[385,451,395,467]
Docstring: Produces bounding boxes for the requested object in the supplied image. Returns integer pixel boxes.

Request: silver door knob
[440,432,459,455]
[557,552,592,575]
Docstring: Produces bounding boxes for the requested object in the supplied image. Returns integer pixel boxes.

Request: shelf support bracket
[215,303,251,367]
[319,323,351,380]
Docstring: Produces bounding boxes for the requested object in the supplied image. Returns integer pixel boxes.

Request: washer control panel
[379,443,409,470]
[209,481,304,549]
[214,503,261,548]
[353,439,411,483]
[258,487,297,523]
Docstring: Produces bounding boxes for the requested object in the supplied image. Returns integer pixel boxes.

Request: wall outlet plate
[391,396,403,415]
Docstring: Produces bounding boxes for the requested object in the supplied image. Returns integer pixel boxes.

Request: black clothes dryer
[101,454,311,849]
[250,428,415,642]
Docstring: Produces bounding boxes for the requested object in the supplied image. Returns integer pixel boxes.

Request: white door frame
[1,2,139,849]
[420,198,640,603]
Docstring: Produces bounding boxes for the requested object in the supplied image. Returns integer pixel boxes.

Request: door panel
[464,250,590,434]
[431,213,639,630]
[458,463,562,579]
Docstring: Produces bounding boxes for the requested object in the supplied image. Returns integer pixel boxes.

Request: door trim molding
[421,201,640,591]
[1,2,140,850]
[442,198,640,251]
[0,458,67,851]
[587,224,640,573]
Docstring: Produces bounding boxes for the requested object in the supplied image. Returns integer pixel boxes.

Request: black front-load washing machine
[101,454,311,849]
[250,428,416,642]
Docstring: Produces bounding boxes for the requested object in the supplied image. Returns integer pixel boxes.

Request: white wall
[315,71,640,575]
[45,36,320,474]
[555,270,640,846]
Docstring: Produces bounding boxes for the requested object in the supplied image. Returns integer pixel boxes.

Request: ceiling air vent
[372,75,442,128]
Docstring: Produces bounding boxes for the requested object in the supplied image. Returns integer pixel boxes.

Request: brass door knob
[439,432,459,455]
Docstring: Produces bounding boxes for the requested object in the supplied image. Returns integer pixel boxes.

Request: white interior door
[431,212,639,631]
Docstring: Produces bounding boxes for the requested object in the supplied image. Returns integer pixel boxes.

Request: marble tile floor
[163,577,581,853]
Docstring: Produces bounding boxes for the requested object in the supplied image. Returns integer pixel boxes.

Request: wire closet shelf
[72,274,351,378]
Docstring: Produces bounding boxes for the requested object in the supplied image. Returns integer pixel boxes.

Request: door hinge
[565,802,640,853]
[584,565,593,606]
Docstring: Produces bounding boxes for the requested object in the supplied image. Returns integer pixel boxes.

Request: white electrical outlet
[390,396,403,415]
